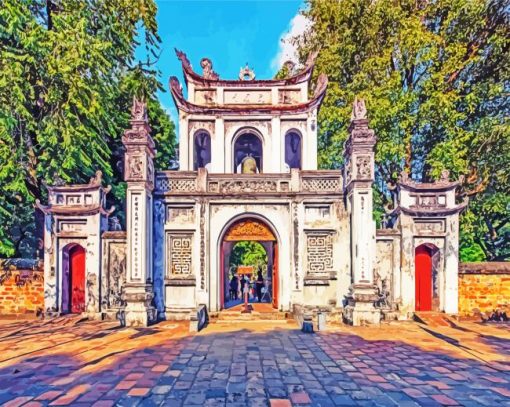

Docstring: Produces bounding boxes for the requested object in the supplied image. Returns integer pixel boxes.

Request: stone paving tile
[0,319,509,406]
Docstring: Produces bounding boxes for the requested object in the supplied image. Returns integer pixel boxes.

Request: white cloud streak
[271,13,311,73]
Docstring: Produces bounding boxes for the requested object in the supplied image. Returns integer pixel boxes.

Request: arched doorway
[415,244,439,311]
[284,130,302,170]
[219,218,278,309]
[233,131,263,173]
[62,244,86,314]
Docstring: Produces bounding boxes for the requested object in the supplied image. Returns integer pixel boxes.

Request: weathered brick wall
[459,262,510,316]
[0,259,44,316]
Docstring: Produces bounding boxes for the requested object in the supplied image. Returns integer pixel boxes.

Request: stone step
[414,312,453,327]
[213,310,292,322]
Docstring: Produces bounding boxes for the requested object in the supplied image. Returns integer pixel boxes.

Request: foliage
[229,241,268,268]
[291,0,509,260]
[0,0,176,256]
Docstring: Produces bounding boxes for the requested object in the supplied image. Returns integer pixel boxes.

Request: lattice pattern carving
[156,178,196,192]
[167,234,193,277]
[301,178,341,192]
[306,232,334,276]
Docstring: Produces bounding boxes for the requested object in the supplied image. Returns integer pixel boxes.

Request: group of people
[229,269,268,303]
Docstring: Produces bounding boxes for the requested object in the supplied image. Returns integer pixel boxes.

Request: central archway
[219,217,278,310]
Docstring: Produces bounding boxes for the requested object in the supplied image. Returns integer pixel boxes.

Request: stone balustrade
[154,169,342,195]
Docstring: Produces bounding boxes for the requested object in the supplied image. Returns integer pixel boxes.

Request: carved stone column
[121,98,157,326]
[342,98,381,325]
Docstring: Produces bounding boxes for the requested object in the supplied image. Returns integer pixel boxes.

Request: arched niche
[233,129,263,173]
[284,130,302,171]
[193,130,211,171]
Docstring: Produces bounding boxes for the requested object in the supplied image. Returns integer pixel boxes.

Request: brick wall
[459,262,510,316]
[0,259,44,316]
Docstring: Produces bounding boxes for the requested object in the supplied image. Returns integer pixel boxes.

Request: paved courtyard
[0,317,509,406]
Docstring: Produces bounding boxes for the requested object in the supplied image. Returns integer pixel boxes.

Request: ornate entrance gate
[219,218,278,309]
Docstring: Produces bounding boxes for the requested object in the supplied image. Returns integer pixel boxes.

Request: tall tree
[288,0,509,260]
[0,0,176,257]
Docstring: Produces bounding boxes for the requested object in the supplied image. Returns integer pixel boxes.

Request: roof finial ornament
[239,63,255,81]
[131,96,148,122]
[200,57,219,80]
[351,96,367,121]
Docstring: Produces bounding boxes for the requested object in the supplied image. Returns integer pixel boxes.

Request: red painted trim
[415,245,432,311]
[70,246,86,313]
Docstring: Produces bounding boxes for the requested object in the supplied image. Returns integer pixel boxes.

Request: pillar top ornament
[345,96,376,152]
[351,96,367,121]
[122,97,155,152]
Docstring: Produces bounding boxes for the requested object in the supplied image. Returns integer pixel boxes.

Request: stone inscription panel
[415,219,446,233]
[305,205,331,221]
[306,232,334,277]
[131,193,141,280]
[224,90,271,105]
[166,233,193,277]
[166,206,195,224]
[57,219,87,233]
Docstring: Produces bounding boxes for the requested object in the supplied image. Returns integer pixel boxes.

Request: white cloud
[271,13,311,73]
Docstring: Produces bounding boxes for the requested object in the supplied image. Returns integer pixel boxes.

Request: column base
[343,284,381,326]
[121,283,157,327]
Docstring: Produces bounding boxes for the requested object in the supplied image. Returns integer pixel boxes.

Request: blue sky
[146,0,305,121]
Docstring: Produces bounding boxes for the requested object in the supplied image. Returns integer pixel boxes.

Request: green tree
[229,241,268,268]
[0,0,176,257]
[290,0,509,260]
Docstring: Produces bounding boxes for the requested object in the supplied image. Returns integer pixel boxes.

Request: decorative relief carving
[200,57,219,80]
[167,206,195,223]
[306,232,334,276]
[156,178,196,192]
[351,96,367,120]
[225,220,276,242]
[128,155,144,179]
[104,242,126,308]
[224,90,271,104]
[147,159,154,187]
[344,160,352,184]
[301,178,341,192]
[167,234,193,277]
[239,63,255,80]
[356,155,371,178]
[218,180,277,194]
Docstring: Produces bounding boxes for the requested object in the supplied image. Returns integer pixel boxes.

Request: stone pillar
[342,97,381,325]
[121,98,157,326]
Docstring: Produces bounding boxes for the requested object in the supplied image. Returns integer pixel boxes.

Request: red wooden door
[70,246,86,313]
[415,245,432,311]
[220,242,225,310]
[272,242,278,309]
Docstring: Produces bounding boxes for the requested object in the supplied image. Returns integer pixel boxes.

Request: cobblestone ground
[0,317,509,406]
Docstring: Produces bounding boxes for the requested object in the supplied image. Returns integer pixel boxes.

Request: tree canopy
[0,0,176,257]
[229,241,268,268]
[287,0,509,260]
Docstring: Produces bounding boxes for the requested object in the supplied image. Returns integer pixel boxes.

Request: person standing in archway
[255,268,264,302]
[229,273,239,300]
